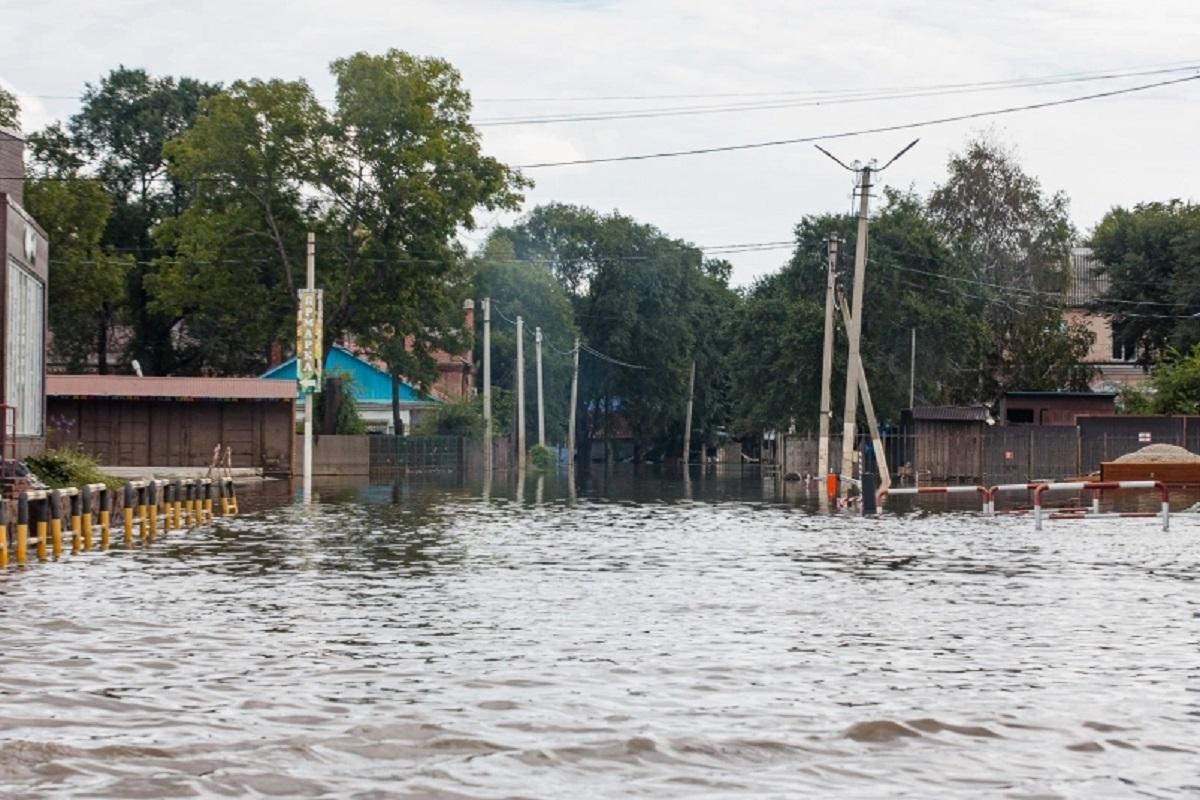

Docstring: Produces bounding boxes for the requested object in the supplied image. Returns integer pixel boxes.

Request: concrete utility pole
[839,165,872,490]
[567,337,580,474]
[838,291,891,491]
[818,234,839,481]
[535,326,545,448]
[482,298,492,476]
[516,316,526,469]
[682,359,696,467]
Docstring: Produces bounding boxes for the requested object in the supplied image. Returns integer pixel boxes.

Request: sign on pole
[297,289,323,394]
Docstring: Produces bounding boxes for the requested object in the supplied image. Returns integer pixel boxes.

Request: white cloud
[6,0,1199,284]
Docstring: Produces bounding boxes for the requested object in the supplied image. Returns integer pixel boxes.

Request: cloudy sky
[5,0,1198,285]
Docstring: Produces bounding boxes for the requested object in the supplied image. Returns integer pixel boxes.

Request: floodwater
[1,468,1198,798]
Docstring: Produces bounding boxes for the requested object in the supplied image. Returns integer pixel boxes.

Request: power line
[514,73,1200,168]
[474,65,1200,126]
[580,343,649,370]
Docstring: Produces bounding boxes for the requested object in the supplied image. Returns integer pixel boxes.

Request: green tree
[66,67,221,374]
[1093,201,1200,363]
[0,86,18,129]
[1128,345,1200,414]
[24,175,131,371]
[154,78,326,374]
[927,136,1094,395]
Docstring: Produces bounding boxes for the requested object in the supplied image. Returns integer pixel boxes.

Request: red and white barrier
[1032,480,1169,531]
[877,485,991,514]
[876,480,1171,531]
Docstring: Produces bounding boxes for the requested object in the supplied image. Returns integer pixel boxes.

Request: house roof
[47,374,296,401]
[1004,390,1117,399]
[261,346,435,404]
[909,405,991,422]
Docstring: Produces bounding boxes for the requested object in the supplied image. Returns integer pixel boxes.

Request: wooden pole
[818,234,838,481]
[482,298,492,476]
[516,316,526,470]
[567,337,579,474]
[838,292,891,490]
[535,326,545,448]
[682,359,696,467]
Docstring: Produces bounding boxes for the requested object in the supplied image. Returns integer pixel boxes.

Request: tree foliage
[1093,201,1200,363]
[0,86,18,129]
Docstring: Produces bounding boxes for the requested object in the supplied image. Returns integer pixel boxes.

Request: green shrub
[528,444,557,472]
[26,447,123,490]
[418,397,484,436]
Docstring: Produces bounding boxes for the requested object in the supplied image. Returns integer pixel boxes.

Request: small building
[999,390,1116,426]
[47,375,295,473]
[261,346,440,434]
[900,405,991,483]
[1,127,49,459]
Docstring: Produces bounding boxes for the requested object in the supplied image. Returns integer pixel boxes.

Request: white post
[535,326,545,448]
[682,359,696,467]
[483,298,492,476]
[818,234,838,481]
[567,337,579,474]
[516,316,526,469]
[302,232,315,504]
[909,327,917,409]
[839,166,872,492]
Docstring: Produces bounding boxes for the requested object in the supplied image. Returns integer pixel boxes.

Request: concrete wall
[293,434,370,475]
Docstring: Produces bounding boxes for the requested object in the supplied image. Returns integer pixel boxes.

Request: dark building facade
[0,127,49,459]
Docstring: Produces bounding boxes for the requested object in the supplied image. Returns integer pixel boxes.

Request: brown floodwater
[1,468,1198,798]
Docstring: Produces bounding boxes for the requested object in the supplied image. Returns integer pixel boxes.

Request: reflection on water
[1,467,1198,798]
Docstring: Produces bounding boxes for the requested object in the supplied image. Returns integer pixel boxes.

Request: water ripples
[1,474,1198,797]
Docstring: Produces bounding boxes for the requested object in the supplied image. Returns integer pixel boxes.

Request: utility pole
[516,315,526,469]
[818,234,838,481]
[838,291,891,491]
[817,139,917,495]
[839,165,872,490]
[482,298,492,476]
[567,337,579,474]
[535,326,545,448]
[909,328,916,410]
[682,359,696,467]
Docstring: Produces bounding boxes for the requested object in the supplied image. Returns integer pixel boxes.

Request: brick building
[0,127,49,459]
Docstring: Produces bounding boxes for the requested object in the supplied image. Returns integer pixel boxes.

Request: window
[1006,408,1034,424]
[1110,320,1136,362]
[6,258,44,435]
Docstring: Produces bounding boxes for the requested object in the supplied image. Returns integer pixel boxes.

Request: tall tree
[927,137,1094,395]
[67,67,220,373]
[1093,201,1200,363]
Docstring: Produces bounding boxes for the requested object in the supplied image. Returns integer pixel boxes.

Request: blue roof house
[261,346,439,433]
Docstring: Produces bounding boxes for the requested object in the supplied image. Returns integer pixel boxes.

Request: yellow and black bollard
[0,501,8,569]
[81,485,95,551]
[122,484,135,547]
[172,480,183,529]
[137,483,149,542]
[98,485,111,550]
[147,481,159,540]
[68,489,82,552]
[45,490,59,561]
[16,492,30,566]
[227,479,239,515]
[202,479,214,521]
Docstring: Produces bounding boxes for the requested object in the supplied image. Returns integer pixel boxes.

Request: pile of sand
[1113,443,1200,463]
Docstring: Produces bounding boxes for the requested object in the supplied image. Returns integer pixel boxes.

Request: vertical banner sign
[297,289,323,394]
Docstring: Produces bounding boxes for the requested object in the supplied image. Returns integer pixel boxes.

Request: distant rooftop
[47,374,296,401]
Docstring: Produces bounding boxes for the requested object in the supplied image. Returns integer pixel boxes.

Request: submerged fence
[781,420,1200,487]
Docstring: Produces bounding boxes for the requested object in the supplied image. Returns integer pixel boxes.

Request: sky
[3,0,1199,286]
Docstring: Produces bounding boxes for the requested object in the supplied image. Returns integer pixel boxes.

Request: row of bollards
[0,478,238,569]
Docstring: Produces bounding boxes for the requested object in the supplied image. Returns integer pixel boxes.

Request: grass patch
[25,448,123,491]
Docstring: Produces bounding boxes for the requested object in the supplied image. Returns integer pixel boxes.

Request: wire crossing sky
[4,0,1197,286]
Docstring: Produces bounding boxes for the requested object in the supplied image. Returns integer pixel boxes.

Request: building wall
[47,398,295,472]
[0,130,24,206]
[2,193,49,457]
[1002,394,1116,426]
[1063,309,1114,364]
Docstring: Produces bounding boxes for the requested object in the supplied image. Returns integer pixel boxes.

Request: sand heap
[1112,443,1200,463]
